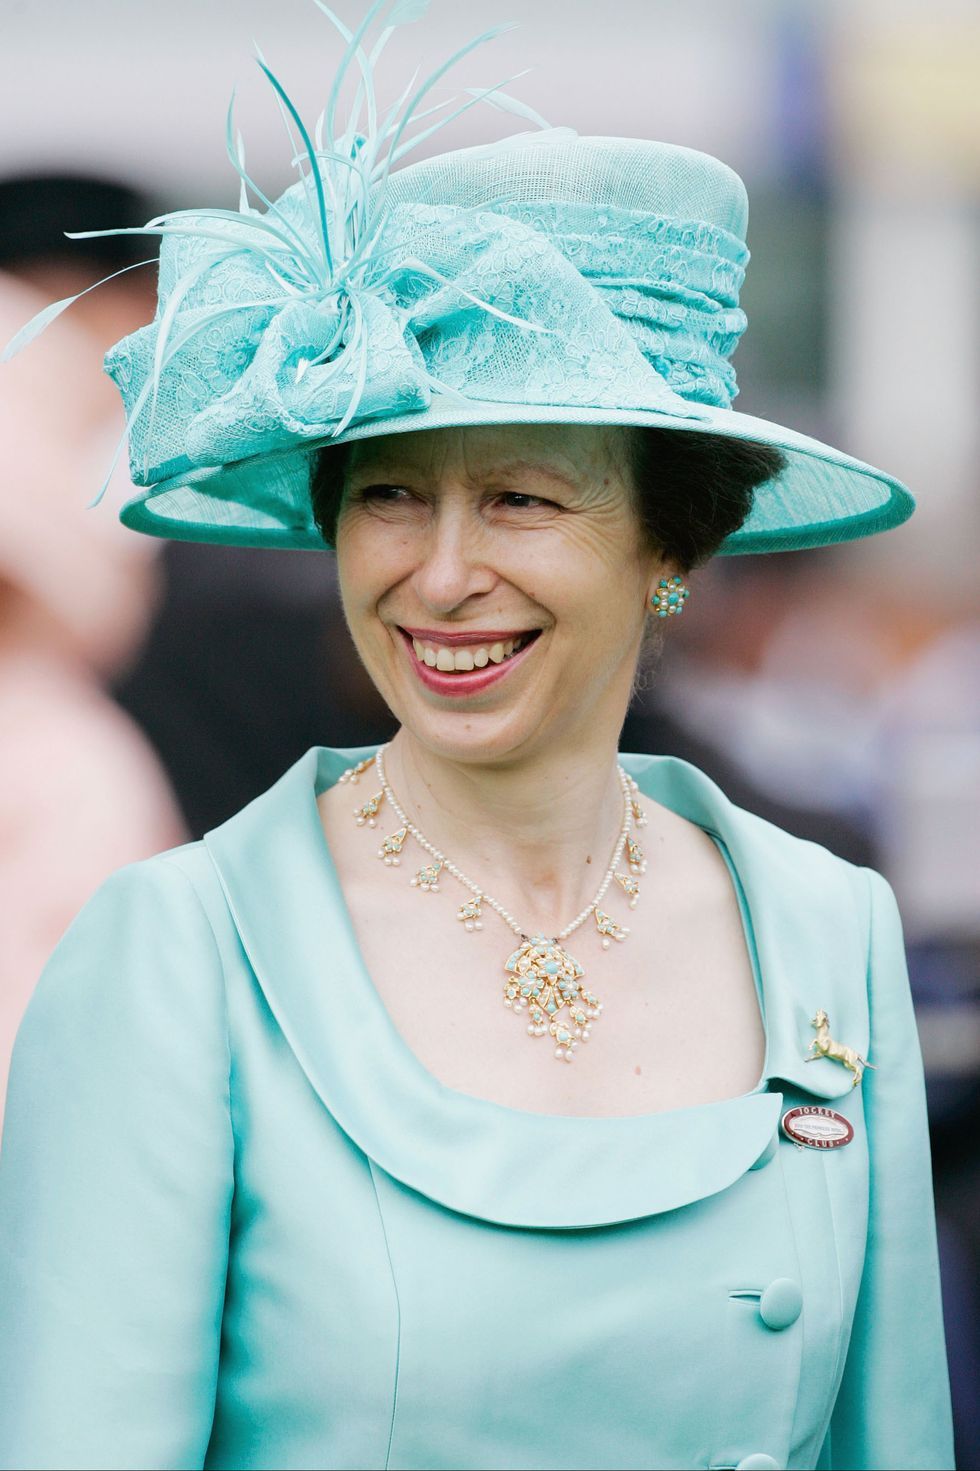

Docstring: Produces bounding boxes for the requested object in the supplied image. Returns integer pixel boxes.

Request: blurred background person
[0,179,187,1126]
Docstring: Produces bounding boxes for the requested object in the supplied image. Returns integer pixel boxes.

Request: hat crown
[383,135,749,240]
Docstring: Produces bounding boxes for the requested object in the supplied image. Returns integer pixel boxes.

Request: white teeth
[409,633,534,672]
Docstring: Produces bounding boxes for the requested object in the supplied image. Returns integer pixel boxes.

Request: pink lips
[397,627,540,698]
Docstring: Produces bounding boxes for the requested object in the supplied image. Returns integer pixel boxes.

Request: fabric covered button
[735,1456,782,1470]
[759,1277,803,1331]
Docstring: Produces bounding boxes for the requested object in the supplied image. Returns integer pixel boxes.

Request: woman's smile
[397,625,543,697]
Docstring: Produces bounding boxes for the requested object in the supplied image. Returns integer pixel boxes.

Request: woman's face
[335,423,671,767]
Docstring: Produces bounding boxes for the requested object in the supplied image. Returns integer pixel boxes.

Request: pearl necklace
[342,746,648,1064]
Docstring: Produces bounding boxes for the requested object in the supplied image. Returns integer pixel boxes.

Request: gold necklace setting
[341,747,646,1064]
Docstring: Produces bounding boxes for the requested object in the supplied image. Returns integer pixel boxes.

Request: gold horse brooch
[805,1010,875,1088]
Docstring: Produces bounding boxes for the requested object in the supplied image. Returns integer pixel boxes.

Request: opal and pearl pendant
[504,936,603,1063]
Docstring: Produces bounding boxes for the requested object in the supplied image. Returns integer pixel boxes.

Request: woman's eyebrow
[347,458,582,489]
[488,459,580,489]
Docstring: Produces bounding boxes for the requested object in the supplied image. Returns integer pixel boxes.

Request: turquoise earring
[650,575,691,618]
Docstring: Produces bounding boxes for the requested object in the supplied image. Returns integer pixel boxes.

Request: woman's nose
[410,502,496,613]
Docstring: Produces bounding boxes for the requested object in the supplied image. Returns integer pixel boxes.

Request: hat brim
[119,398,913,556]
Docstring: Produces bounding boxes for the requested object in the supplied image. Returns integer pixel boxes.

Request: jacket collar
[619,752,870,1103]
[203,745,868,1228]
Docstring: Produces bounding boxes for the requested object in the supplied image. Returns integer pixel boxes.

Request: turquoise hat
[4,2,914,556]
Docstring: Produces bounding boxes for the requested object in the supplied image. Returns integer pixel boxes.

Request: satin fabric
[0,747,953,1470]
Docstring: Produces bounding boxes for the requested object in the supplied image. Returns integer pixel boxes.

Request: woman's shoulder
[620,749,877,905]
[24,842,228,1008]
[60,839,229,937]
[83,744,340,927]
[7,841,236,1142]
[21,745,347,1015]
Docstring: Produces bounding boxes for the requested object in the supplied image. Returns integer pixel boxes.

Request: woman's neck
[381,729,629,936]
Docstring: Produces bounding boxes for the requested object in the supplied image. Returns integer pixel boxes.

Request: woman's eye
[345,484,419,511]
[358,484,411,503]
[496,491,551,510]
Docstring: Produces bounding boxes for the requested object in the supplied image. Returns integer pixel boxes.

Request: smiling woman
[0,4,952,1471]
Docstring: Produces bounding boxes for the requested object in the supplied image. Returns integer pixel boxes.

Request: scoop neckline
[310,744,770,1125]
[204,742,793,1224]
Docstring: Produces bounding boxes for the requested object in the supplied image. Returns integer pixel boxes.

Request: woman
[0,6,953,1469]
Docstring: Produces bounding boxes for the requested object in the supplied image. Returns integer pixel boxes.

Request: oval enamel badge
[782,1105,854,1149]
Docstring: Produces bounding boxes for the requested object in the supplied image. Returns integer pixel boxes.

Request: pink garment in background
[0,272,187,1134]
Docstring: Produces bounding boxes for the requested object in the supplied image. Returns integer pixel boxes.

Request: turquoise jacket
[0,747,954,1471]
